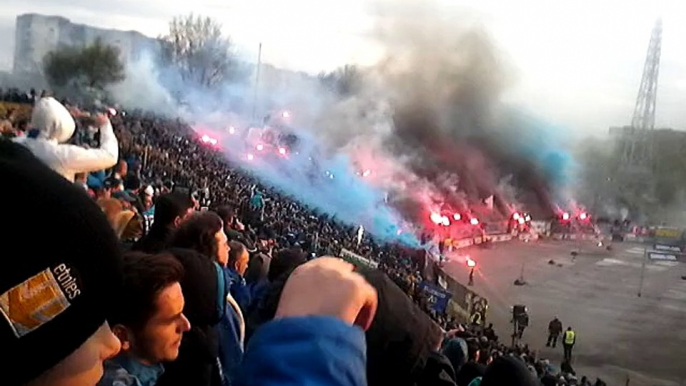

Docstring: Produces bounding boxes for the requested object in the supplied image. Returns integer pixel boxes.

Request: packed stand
[1,93,602,386]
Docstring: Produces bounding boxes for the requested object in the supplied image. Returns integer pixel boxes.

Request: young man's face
[29,322,121,386]
[173,207,195,229]
[127,283,191,364]
[215,229,230,267]
[236,249,250,276]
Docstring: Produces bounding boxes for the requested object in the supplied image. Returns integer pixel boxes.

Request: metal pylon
[622,19,662,169]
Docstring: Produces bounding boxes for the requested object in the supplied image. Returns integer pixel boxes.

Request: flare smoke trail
[308,0,576,223]
[110,0,576,244]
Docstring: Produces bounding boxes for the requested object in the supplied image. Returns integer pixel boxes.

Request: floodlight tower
[622,19,662,169]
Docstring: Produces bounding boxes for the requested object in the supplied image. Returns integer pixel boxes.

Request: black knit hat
[0,140,123,386]
[359,268,443,386]
[480,356,539,386]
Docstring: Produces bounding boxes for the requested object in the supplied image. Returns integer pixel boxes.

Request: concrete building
[13,13,158,74]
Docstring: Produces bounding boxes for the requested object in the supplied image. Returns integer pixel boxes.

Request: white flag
[484,195,494,210]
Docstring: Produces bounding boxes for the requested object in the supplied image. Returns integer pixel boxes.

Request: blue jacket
[223,268,251,313]
[236,316,367,386]
[250,193,264,209]
[246,279,269,314]
[98,354,165,386]
[217,296,244,386]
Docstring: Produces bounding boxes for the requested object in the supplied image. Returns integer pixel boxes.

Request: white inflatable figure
[357,225,364,246]
[14,97,118,182]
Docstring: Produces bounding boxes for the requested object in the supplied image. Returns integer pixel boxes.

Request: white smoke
[108,53,177,115]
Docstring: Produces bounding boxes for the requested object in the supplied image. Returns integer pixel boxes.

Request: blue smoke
[507,111,577,202]
[218,128,420,247]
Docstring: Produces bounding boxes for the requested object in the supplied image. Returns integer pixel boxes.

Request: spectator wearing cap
[123,173,145,214]
[0,140,122,386]
[13,97,119,182]
[131,192,194,254]
[99,253,191,386]
[87,169,107,191]
[113,189,142,218]
[92,177,114,201]
[139,185,156,235]
[140,185,155,211]
[480,356,538,386]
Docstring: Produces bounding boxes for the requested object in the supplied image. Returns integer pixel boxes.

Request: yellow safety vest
[564,330,575,345]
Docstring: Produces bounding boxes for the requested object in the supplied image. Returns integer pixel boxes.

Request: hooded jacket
[13,97,118,182]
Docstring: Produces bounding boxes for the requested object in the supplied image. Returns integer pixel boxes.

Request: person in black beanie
[0,140,123,386]
[455,362,486,386]
[480,356,539,386]
[268,248,308,282]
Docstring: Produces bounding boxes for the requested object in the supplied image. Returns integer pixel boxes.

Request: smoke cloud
[110,0,577,244]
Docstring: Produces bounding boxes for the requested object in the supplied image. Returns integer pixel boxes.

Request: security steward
[563,326,576,361]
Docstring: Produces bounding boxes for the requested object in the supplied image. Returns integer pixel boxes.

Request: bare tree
[160,14,241,89]
[319,65,362,97]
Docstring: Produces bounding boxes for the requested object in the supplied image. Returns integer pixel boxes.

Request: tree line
[42,14,243,98]
[43,13,358,103]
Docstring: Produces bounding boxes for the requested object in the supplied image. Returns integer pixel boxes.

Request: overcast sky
[1,0,685,135]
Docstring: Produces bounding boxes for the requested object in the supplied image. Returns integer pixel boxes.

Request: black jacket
[131,225,173,254]
[156,248,224,386]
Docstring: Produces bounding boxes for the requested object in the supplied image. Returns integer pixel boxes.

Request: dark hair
[228,241,246,268]
[215,205,235,225]
[110,252,184,329]
[152,192,193,228]
[245,253,270,284]
[268,248,307,282]
[124,174,141,191]
[170,211,223,259]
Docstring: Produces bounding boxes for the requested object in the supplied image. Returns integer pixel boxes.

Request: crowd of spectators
[0,93,606,386]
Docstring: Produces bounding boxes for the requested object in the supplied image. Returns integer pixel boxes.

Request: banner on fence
[418,281,453,313]
[339,248,379,269]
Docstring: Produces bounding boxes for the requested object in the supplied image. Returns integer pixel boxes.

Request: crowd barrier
[445,233,514,251]
[550,233,606,241]
[338,245,489,324]
[339,248,379,269]
[432,259,488,325]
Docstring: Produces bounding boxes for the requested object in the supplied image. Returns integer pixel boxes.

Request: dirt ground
[442,240,686,386]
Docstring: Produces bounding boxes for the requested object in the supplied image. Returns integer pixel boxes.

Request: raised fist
[276,257,378,330]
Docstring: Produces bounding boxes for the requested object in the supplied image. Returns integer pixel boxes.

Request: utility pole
[638,245,647,297]
[251,43,262,122]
